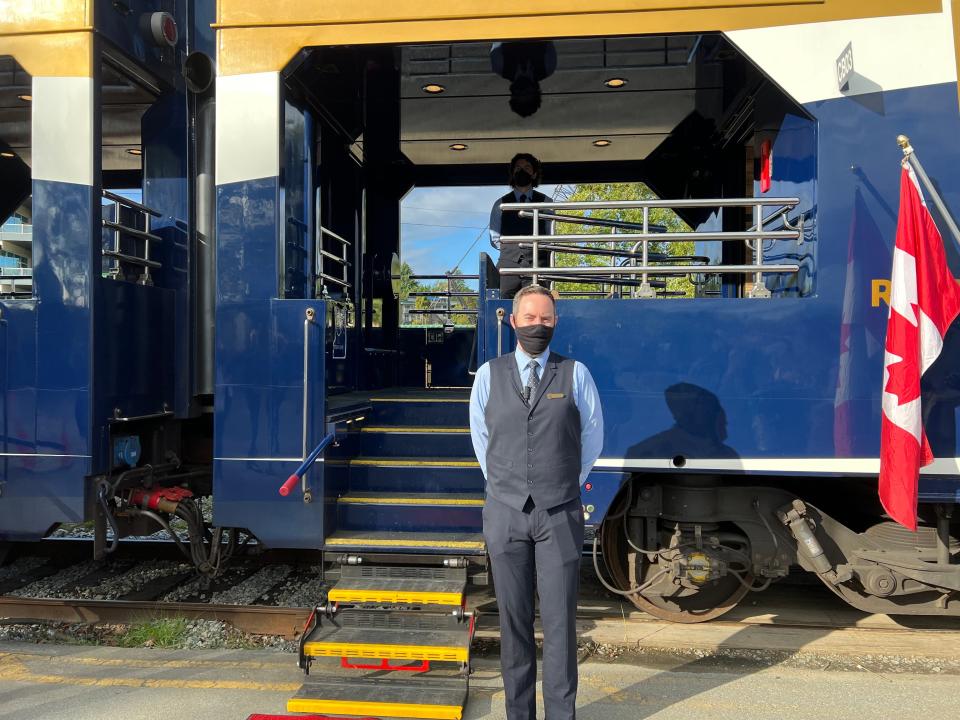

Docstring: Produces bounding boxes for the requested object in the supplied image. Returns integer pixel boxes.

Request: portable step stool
[289,562,475,720]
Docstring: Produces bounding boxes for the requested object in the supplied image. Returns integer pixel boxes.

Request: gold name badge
[547,392,566,399]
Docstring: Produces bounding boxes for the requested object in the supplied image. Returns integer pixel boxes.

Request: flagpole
[897,135,960,249]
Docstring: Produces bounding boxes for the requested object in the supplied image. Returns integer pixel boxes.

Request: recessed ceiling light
[422,83,446,94]
[17,94,32,102]
[0,151,15,158]
[592,139,612,147]
[449,143,468,151]
[604,78,627,89]
[127,148,143,156]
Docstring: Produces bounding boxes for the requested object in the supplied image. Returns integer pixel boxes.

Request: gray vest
[484,352,582,511]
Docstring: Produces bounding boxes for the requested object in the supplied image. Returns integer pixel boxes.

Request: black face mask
[515,323,554,356]
[512,168,534,187]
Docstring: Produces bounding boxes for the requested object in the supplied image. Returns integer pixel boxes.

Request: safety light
[449,143,468,151]
[127,148,143,156]
[0,151,15,158]
[147,11,178,47]
[760,138,772,193]
[604,78,627,88]
[592,139,612,147]
[422,83,446,94]
[17,94,31,102]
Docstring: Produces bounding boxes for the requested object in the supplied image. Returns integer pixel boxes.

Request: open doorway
[278,33,817,388]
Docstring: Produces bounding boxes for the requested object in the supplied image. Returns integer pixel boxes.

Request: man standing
[489,153,552,299]
[469,284,604,720]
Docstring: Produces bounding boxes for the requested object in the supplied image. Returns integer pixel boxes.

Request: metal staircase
[288,389,484,719]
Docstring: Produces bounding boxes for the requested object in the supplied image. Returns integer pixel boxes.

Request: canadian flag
[879,164,960,531]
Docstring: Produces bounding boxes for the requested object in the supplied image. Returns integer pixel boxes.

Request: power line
[401,221,487,230]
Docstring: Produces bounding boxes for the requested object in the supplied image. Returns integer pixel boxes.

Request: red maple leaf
[884,306,921,406]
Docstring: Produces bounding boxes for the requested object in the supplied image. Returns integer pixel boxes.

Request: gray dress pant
[483,494,584,720]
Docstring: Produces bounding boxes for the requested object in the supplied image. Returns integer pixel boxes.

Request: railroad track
[4,539,960,644]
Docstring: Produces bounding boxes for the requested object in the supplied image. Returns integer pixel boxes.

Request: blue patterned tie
[524,360,540,404]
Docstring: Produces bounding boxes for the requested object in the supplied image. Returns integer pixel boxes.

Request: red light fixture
[760,138,772,193]
[147,12,178,47]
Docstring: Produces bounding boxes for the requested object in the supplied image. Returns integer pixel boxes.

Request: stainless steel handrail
[317,225,352,296]
[501,197,800,211]
[102,250,161,269]
[321,226,351,245]
[318,273,349,288]
[500,196,803,298]
[499,230,799,244]
[102,191,163,284]
[405,273,479,324]
[498,263,800,276]
[102,220,162,244]
[102,189,162,217]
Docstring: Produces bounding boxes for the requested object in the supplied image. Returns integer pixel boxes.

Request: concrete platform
[1,641,959,720]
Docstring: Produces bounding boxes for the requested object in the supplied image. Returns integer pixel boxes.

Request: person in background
[489,153,552,299]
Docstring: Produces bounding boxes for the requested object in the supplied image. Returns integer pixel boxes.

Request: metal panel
[215,72,280,185]
[31,76,94,186]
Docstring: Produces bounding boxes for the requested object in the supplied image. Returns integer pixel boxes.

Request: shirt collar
[515,344,550,374]
[513,189,531,202]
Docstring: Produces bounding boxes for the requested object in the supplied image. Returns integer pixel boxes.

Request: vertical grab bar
[300,307,317,501]
[637,207,655,298]
[531,208,540,286]
[749,203,771,298]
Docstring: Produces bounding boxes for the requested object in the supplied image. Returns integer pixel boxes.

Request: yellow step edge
[338,495,484,506]
[325,537,486,550]
[302,641,468,663]
[349,458,480,468]
[327,588,463,605]
[361,426,470,433]
[287,698,462,720]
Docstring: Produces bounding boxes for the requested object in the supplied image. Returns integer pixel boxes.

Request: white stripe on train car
[31,76,94,187]
[215,71,281,186]
[594,457,960,475]
[726,1,958,105]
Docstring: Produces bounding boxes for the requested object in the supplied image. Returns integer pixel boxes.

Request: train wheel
[598,491,752,624]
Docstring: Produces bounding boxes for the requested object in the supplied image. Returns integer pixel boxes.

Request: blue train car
[4,0,960,622]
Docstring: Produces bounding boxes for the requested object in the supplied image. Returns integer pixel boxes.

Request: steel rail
[2,587,955,641]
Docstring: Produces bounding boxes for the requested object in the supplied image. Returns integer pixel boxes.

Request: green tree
[398,261,420,301]
[551,183,695,298]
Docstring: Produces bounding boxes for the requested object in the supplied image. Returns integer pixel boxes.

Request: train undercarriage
[600,478,960,621]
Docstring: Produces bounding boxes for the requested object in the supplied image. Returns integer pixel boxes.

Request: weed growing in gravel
[117,618,190,648]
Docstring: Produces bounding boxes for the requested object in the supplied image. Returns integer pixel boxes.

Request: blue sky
[401,185,558,277]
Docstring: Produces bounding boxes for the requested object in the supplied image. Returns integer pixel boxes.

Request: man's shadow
[627,382,738,462]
